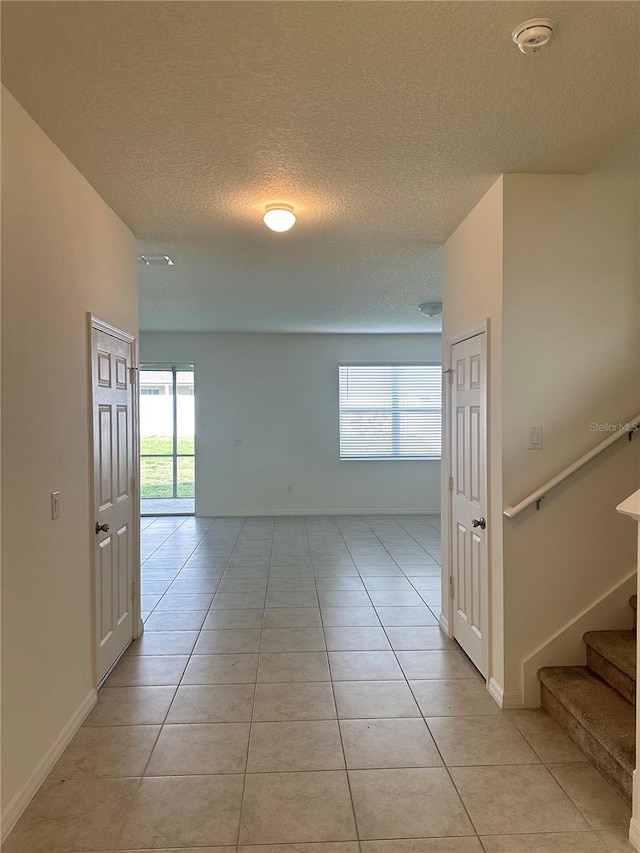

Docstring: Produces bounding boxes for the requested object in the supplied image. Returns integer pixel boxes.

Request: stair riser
[586,647,636,706]
[540,684,632,806]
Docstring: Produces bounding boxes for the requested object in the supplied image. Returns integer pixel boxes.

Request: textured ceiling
[2,1,638,332]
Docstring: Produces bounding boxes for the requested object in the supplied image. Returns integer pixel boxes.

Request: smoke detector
[512,18,555,54]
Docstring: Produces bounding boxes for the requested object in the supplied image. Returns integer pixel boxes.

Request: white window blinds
[338,364,442,460]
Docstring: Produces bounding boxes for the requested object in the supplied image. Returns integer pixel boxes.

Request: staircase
[538,595,637,805]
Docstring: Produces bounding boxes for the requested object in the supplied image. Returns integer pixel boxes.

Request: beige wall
[140,332,441,515]
[1,88,138,818]
[502,141,640,703]
[442,176,505,689]
[442,138,640,707]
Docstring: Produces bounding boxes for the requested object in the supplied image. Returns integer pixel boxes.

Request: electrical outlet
[51,491,60,520]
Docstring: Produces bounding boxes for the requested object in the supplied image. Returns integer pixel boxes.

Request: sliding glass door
[140,365,195,514]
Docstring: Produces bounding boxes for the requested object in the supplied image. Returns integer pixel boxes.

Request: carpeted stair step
[584,630,636,705]
[630,595,637,632]
[538,665,635,805]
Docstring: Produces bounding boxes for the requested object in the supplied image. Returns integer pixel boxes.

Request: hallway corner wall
[501,137,640,704]
[442,176,505,692]
[1,87,138,830]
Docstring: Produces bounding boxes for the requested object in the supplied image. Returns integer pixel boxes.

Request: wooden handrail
[503,415,640,519]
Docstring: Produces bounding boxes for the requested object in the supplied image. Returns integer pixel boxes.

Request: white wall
[442,137,640,708]
[442,177,505,691]
[1,88,138,825]
[502,139,640,704]
[140,332,441,515]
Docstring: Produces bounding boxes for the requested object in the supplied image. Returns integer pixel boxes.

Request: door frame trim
[442,319,490,679]
[88,314,142,689]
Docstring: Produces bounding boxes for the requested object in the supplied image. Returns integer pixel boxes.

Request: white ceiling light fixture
[417,302,442,317]
[263,203,296,233]
[512,18,556,54]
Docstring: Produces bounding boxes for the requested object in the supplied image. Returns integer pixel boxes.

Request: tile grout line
[235,514,268,850]
[140,516,620,846]
[400,661,485,844]
[338,514,487,848]
[142,518,212,622]
[111,672,179,849]
[136,517,629,849]
[306,514,363,853]
[16,516,632,852]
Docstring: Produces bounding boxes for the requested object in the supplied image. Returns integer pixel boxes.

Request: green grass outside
[140,435,195,497]
[141,434,194,454]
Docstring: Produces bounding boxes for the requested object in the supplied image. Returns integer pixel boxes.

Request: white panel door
[450,332,488,675]
[92,325,135,682]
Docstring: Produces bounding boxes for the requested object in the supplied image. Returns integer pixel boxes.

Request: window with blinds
[338,364,442,460]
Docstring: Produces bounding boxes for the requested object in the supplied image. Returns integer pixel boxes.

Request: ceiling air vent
[138,255,174,266]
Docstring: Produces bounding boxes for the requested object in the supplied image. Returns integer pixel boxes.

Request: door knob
[472,517,486,530]
[95,522,110,534]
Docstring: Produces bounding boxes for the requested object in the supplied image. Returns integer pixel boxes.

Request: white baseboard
[438,612,451,637]
[631,771,640,851]
[1,688,97,842]
[488,677,524,710]
[197,508,442,517]
[488,677,504,707]
[503,692,525,709]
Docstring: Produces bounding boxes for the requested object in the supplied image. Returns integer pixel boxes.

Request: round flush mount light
[417,302,442,317]
[512,18,555,54]
[263,204,296,232]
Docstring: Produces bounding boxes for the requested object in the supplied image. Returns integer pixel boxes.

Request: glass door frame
[140,362,195,503]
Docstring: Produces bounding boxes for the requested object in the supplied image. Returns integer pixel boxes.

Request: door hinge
[449,576,455,598]
[131,581,137,602]
[449,476,454,492]
[131,474,137,494]
[443,368,454,385]
[129,366,138,383]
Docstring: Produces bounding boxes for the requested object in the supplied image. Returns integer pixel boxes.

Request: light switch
[527,426,543,450]
[51,491,61,520]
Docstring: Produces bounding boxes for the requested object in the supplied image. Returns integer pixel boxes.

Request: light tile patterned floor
[5,515,635,852]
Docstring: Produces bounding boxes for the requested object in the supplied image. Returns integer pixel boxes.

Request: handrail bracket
[536,496,545,511]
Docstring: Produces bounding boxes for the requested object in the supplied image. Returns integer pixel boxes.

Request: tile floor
[5,514,635,852]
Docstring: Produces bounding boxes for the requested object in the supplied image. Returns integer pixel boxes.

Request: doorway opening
[140,363,195,516]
